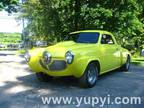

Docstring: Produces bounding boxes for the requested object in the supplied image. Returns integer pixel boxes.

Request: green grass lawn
[0,32,21,45]
[132,57,144,67]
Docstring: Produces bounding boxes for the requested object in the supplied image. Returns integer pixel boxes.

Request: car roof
[70,30,112,35]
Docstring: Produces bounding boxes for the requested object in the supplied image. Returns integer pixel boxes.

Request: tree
[0,0,19,13]
[20,0,144,49]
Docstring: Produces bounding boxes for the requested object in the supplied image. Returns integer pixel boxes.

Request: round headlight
[24,51,31,62]
[43,51,51,64]
[65,51,74,64]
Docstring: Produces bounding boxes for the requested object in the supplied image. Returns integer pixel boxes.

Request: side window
[101,34,115,44]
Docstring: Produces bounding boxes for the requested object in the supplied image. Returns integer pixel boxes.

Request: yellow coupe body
[25,30,131,87]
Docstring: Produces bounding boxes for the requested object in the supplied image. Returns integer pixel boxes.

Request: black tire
[121,56,131,71]
[36,72,53,82]
[79,63,98,88]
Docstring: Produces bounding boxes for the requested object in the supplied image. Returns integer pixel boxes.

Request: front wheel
[121,56,131,71]
[36,72,53,82]
[79,63,98,88]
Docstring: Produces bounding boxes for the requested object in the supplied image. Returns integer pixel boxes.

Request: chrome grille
[49,60,67,71]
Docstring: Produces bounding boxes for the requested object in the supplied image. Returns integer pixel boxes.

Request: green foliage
[0,0,19,13]
[0,33,21,44]
[132,57,144,67]
[20,0,144,49]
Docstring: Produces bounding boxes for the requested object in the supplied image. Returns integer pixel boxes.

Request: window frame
[100,34,115,45]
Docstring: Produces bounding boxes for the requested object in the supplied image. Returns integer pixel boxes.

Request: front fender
[72,56,100,78]
[28,48,46,72]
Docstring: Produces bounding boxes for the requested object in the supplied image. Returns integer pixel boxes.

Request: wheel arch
[73,57,101,78]
[120,49,131,65]
[88,60,101,75]
[127,54,131,59]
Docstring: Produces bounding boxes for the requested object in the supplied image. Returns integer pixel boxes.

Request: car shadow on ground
[16,67,121,89]
[17,74,79,89]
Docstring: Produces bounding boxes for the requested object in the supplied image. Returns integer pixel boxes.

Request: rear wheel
[121,56,131,71]
[36,72,53,82]
[79,63,98,88]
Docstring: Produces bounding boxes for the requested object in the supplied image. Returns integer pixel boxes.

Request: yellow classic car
[24,30,131,88]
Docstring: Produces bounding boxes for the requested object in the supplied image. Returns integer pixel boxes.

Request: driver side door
[100,34,121,73]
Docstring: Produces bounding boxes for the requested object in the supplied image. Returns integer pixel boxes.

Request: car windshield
[65,32,100,43]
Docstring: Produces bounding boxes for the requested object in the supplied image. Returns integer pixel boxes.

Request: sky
[0,11,23,33]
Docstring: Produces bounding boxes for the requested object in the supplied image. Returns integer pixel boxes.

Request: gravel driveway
[0,50,144,108]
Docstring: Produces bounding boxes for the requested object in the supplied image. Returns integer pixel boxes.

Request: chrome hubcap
[87,67,97,84]
[126,58,130,69]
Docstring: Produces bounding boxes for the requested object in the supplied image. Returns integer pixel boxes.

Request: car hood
[45,41,98,57]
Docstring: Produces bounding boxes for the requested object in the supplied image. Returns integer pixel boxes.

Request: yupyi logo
[41,95,142,107]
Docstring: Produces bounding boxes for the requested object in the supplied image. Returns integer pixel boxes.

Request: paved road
[0,51,144,108]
